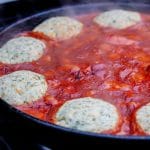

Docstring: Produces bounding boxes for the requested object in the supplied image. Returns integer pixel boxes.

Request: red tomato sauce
[0,12,150,135]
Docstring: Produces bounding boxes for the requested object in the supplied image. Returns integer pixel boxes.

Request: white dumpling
[55,97,120,133]
[0,70,48,105]
[0,36,45,64]
[33,16,83,40]
[94,9,141,29]
[136,103,150,134]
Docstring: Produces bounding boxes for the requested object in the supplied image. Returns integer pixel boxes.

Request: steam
[54,0,136,17]
[0,1,149,46]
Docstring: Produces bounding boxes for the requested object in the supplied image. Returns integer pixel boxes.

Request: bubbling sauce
[0,12,150,135]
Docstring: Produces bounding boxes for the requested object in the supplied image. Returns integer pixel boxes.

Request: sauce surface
[0,12,150,136]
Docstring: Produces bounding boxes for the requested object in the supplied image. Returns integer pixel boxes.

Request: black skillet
[0,2,150,149]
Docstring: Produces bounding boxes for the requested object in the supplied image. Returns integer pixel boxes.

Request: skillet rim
[0,2,150,140]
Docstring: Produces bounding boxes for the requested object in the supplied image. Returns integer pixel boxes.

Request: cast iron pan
[0,3,150,148]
